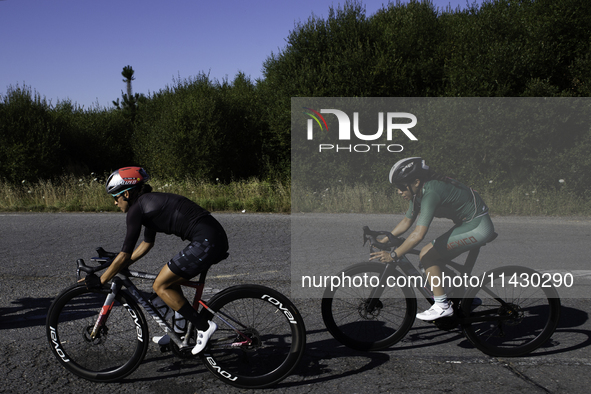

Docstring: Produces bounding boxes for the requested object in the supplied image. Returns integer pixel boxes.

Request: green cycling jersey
[405,179,488,227]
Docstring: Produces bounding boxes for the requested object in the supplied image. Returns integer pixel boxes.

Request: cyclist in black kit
[82,166,228,354]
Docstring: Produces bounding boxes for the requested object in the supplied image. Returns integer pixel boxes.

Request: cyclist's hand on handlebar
[78,274,103,290]
[369,250,396,263]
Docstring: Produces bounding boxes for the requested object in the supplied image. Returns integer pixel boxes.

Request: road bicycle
[321,227,561,357]
[46,248,306,388]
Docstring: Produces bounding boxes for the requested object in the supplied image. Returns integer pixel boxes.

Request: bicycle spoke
[321,263,417,351]
[47,285,149,382]
[199,285,305,389]
[462,266,560,357]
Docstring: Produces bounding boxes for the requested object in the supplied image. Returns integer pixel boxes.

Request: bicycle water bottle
[149,294,174,320]
[418,262,426,275]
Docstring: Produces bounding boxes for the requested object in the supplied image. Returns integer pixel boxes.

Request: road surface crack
[498,359,552,393]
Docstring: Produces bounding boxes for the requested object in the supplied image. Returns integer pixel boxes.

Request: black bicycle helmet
[388,157,429,186]
[106,167,150,196]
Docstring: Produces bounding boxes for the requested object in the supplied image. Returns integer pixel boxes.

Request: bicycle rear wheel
[321,262,417,351]
[461,266,561,357]
[46,283,149,382]
[198,284,306,389]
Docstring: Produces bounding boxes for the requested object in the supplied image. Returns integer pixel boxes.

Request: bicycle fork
[365,262,404,312]
[90,281,120,339]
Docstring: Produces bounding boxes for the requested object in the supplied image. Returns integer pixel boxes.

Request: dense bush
[264,0,591,195]
[0,86,62,181]
[133,73,267,182]
[53,101,133,174]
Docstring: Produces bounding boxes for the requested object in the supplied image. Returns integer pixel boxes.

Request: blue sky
[1,0,485,109]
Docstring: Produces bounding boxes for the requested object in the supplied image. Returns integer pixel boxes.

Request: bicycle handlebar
[362,226,405,251]
[76,247,117,279]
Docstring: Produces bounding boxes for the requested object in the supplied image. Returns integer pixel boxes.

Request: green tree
[122,65,135,98]
[133,73,265,182]
[113,65,143,124]
[0,85,62,181]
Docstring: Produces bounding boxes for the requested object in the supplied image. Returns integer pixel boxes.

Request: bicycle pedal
[159,344,172,353]
[433,316,459,331]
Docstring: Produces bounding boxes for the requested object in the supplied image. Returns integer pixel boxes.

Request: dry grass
[2,177,589,215]
[291,183,591,216]
[0,176,291,213]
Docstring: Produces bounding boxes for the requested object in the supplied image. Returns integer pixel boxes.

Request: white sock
[434,295,449,308]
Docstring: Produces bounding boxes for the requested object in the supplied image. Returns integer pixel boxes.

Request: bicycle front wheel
[461,266,561,357]
[46,283,149,382]
[198,284,306,389]
[321,262,417,351]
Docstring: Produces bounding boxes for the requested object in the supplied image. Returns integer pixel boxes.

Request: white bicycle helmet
[388,157,429,186]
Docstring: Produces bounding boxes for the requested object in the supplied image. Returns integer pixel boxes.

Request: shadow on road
[277,328,392,388]
[0,296,52,329]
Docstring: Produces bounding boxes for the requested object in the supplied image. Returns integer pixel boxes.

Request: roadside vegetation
[292,182,591,216]
[2,175,588,216]
[1,0,590,214]
[0,176,290,213]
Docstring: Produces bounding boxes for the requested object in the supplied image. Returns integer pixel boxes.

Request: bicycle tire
[46,283,149,382]
[321,262,417,351]
[461,265,561,357]
[198,284,306,389]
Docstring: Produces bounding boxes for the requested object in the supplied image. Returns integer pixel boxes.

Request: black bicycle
[321,227,561,357]
[46,248,306,388]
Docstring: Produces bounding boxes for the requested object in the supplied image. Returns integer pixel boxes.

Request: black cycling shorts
[167,215,229,279]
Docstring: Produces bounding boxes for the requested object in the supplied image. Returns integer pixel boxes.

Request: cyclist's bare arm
[131,241,154,262]
[394,225,428,256]
[378,216,414,243]
[98,241,154,284]
[392,217,415,237]
[99,252,131,284]
[370,224,428,262]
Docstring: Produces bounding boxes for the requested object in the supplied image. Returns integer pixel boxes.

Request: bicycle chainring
[170,331,198,359]
[434,316,460,331]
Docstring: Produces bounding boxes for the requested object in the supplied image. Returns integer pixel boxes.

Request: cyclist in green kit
[370,157,496,321]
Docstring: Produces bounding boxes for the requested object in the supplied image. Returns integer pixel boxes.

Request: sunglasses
[111,187,134,202]
[395,184,409,191]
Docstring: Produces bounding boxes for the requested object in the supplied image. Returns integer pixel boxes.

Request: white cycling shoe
[416,302,453,321]
[191,321,217,355]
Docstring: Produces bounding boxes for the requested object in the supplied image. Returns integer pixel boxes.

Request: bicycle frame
[322,227,560,356]
[80,262,253,351]
[365,244,484,311]
[50,248,306,388]
[364,244,522,329]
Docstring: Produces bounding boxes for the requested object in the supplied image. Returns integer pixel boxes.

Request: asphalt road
[0,213,590,394]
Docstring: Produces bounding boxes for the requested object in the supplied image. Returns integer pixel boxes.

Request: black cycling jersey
[122,192,210,254]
